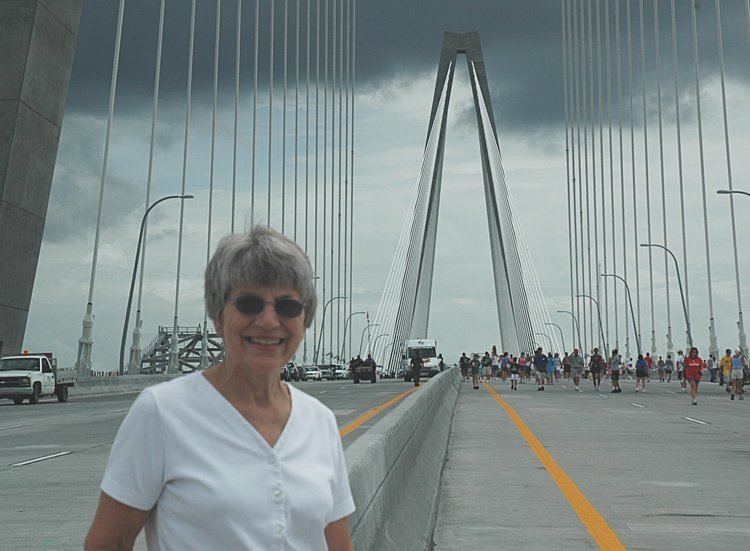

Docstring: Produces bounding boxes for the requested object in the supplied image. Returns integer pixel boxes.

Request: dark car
[295,364,307,381]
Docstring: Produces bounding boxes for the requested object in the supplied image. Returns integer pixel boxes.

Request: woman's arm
[84,492,150,551]
[324,517,354,551]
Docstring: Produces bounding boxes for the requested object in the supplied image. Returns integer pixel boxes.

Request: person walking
[569,348,584,391]
[554,353,562,383]
[730,348,747,400]
[509,355,520,390]
[459,352,469,382]
[608,349,622,393]
[501,352,510,383]
[664,354,674,382]
[635,354,649,392]
[491,346,500,380]
[562,352,571,381]
[719,349,732,392]
[684,347,704,405]
[588,348,604,392]
[470,353,481,390]
[707,354,717,383]
[533,348,547,391]
[481,351,492,382]
[518,353,528,384]
[644,353,653,382]
[410,351,422,387]
[546,352,556,385]
[657,356,665,382]
[676,350,687,393]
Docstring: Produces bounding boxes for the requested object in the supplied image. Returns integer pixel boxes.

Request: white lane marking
[561,385,567,389]
[599,394,608,398]
[102,408,129,414]
[630,403,646,408]
[11,451,73,467]
[683,416,708,425]
[707,396,720,401]
[319,390,327,393]
[0,424,25,431]
[332,409,356,416]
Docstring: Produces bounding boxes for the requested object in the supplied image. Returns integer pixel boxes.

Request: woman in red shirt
[684,347,704,405]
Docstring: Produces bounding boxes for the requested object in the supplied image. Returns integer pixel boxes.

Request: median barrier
[71,374,180,397]
[345,367,459,551]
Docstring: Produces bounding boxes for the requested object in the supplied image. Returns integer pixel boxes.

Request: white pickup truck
[0,354,76,404]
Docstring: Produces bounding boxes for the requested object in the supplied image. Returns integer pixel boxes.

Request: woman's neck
[208,360,287,406]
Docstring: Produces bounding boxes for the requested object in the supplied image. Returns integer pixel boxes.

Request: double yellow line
[339,385,419,438]
[483,383,626,551]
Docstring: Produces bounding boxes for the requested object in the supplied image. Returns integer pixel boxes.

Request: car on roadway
[318,365,334,380]
[304,366,322,380]
[333,365,348,380]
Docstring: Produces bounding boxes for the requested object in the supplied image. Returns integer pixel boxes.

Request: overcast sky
[25,0,750,368]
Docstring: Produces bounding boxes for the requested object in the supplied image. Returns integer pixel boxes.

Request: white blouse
[101,373,355,550]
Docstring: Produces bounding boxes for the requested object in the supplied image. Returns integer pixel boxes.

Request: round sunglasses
[226,293,306,319]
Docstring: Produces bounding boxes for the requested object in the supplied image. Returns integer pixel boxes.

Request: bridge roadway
[0,379,413,550]
[2,375,748,549]
[433,376,750,550]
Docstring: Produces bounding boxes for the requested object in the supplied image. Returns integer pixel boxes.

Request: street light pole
[340,310,365,360]
[557,310,583,352]
[544,322,566,353]
[639,244,693,348]
[358,323,379,356]
[313,295,346,364]
[371,333,390,358]
[577,293,608,355]
[120,194,193,375]
[535,332,553,351]
[600,274,642,354]
[716,190,748,356]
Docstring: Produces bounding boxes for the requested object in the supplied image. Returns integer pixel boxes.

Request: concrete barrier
[70,374,180,397]
[345,368,459,551]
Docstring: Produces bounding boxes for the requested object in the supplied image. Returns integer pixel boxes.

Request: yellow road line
[483,383,626,550]
[339,386,420,438]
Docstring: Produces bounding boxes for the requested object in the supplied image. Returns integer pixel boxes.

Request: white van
[400,339,440,382]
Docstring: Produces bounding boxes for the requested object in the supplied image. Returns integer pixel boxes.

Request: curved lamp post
[545,322,566,353]
[577,293,608,355]
[340,310,365,360]
[639,243,693,348]
[535,332,553,351]
[313,295,346,364]
[358,323,379,356]
[120,194,193,374]
[557,310,583,352]
[600,274,642,354]
[371,333,391,358]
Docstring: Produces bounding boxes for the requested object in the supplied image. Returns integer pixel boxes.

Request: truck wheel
[353,378,360,384]
[29,384,41,404]
[371,378,376,383]
[56,386,69,402]
[12,398,23,405]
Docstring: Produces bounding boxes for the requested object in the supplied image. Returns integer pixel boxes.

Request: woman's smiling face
[216,284,306,375]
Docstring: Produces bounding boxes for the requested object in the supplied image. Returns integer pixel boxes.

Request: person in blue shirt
[546,352,556,385]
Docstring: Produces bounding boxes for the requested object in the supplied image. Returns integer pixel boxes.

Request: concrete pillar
[0,1,83,354]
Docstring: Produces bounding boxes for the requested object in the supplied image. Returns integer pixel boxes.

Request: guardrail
[345,367,459,550]
[71,374,180,397]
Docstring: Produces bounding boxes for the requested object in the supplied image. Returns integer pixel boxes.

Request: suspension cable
[231,0,241,232]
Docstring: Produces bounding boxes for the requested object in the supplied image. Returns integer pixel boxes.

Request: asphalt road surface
[0,378,413,551]
[433,375,750,550]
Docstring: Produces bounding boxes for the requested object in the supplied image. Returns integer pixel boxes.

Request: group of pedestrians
[456,345,748,405]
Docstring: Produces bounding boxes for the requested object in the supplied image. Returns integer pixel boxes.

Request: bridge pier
[0,1,83,355]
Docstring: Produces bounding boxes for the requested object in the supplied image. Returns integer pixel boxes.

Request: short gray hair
[205,226,317,327]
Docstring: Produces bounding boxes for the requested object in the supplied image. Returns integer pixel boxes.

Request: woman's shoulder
[140,372,207,408]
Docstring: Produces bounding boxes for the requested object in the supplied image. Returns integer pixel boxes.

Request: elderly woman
[85,227,355,550]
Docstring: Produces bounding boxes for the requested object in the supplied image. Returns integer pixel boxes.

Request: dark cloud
[43,116,142,243]
[64,0,750,135]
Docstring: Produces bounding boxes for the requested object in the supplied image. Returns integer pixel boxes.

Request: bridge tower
[380,32,536,372]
